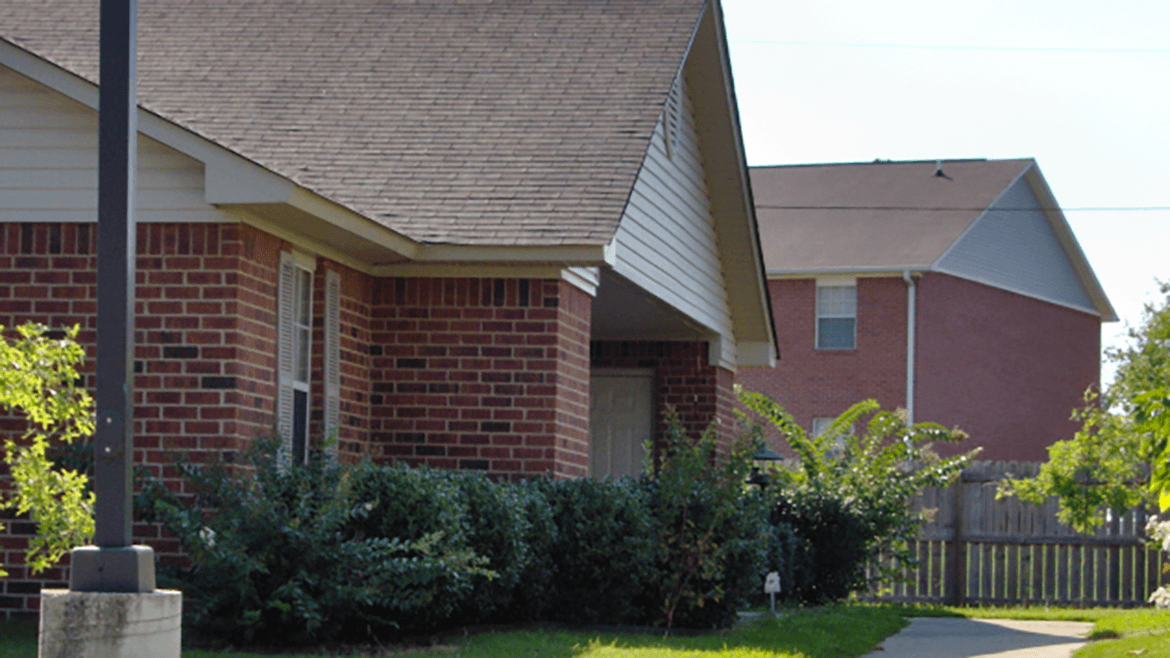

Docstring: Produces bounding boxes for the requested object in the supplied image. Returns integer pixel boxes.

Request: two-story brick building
[739,159,1115,462]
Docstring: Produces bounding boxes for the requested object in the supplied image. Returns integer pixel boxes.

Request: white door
[589,371,653,479]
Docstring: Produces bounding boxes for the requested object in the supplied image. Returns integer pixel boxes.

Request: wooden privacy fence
[865,461,1164,607]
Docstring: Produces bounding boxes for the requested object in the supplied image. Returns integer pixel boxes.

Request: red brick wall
[915,272,1100,462]
[737,277,908,456]
[590,340,736,455]
[0,222,284,619]
[738,273,1102,462]
[367,277,592,481]
[551,282,592,478]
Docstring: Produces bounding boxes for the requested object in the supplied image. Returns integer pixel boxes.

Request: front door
[589,371,653,479]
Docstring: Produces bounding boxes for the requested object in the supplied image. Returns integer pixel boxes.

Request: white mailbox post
[764,571,781,615]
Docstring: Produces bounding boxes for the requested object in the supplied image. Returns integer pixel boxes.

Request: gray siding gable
[933,174,1097,315]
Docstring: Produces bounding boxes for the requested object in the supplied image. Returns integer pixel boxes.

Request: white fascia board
[931,267,1104,318]
[0,40,422,256]
[232,209,373,274]
[1,39,99,111]
[684,2,777,365]
[0,39,297,204]
[411,243,615,267]
[769,268,921,279]
[737,341,776,368]
[284,189,420,260]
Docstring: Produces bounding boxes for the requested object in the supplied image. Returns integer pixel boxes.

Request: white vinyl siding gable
[933,176,1097,314]
[0,66,230,224]
[610,74,736,367]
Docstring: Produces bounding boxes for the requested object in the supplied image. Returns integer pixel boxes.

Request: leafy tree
[999,282,1170,531]
[0,324,95,576]
[737,388,974,599]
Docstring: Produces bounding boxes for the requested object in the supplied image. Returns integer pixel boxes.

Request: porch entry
[589,370,653,479]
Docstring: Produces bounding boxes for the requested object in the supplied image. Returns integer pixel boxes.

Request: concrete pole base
[38,589,181,658]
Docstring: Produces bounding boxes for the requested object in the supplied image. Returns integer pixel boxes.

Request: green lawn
[1,606,908,658]
[12,603,1170,657]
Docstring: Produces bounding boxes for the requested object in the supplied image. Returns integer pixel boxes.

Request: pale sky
[721,0,1170,384]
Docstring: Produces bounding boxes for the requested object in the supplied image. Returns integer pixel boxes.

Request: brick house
[738,159,1115,462]
[0,0,776,617]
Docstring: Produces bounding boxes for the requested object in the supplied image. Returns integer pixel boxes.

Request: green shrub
[770,486,870,603]
[345,462,469,546]
[763,518,808,604]
[137,439,489,646]
[499,480,558,621]
[443,470,532,623]
[643,413,772,630]
[541,477,658,625]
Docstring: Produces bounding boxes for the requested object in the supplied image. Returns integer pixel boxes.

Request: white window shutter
[324,269,341,460]
[276,251,296,465]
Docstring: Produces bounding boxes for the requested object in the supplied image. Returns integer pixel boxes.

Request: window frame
[815,279,857,350]
[277,250,317,467]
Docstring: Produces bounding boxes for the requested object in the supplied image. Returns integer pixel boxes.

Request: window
[277,252,315,466]
[811,417,835,438]
[812,416,851,456]
[816,283,856,350]
[278,253,342,466]
[291,267,312,463]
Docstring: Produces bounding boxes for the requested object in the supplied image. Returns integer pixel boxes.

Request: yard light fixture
[747,444,784,489]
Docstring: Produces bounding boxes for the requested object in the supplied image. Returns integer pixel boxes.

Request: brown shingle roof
[1,0,705,246]
[750,159,1034,272]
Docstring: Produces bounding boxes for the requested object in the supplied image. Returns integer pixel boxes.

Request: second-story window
[816,283,856,350]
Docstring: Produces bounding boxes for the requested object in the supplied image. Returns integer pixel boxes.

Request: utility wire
[729,40,1170,55]
[753,205,1170,212]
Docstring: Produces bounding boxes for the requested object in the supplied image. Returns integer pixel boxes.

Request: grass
[0,605,908,658]
[13,602,1170,657]
[875,602,1132,623]
[378,607,908,658]
[0,619,36,658]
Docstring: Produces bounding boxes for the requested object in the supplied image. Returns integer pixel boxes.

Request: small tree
[0,324,95,576]
[738,387,975,601]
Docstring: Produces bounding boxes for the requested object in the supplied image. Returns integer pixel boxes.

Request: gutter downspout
[902,270,916,425]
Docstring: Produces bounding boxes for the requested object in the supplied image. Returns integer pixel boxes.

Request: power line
[753,205,1170,213]
[729,40,1170,55]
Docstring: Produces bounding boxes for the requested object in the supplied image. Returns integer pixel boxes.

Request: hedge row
[136,435,813,647]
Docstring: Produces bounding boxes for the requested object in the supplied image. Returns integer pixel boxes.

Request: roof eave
[688,0,778,367]
[1021,164,1118,322]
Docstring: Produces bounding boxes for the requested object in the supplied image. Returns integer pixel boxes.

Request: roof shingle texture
[749,159,1033,272]
[1,0,704,246]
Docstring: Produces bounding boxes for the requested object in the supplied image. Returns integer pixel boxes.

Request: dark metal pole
[94,0,136,549]
[70,0,156,593]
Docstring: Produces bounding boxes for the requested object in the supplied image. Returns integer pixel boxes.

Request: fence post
[949,474,965,606]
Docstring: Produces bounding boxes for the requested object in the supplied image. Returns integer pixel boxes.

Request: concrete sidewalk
[863,617,1095,658]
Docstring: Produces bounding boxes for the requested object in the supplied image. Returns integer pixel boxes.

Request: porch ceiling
[590,269,712,342]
